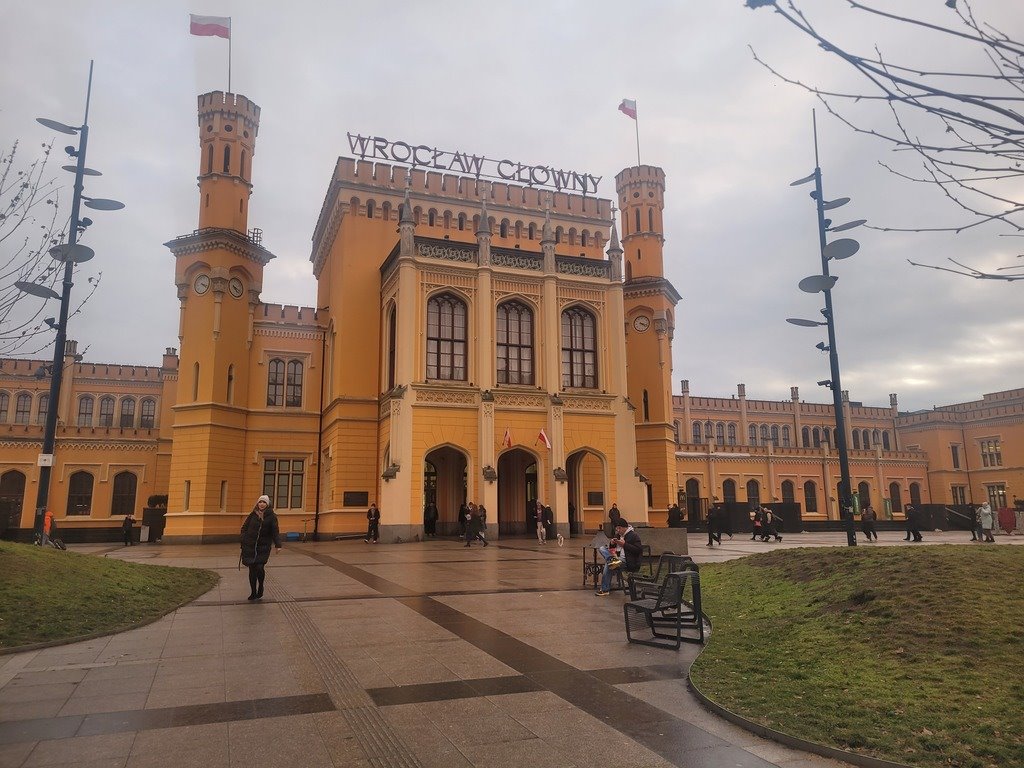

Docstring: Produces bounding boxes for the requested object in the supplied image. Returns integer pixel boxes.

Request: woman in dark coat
[240,495,282,601]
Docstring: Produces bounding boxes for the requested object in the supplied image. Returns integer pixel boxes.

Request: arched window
[804,480,818,513]
[801,426,810,447]
[692,422,702,444]
[862,429,870,448]
[528,222,536,240]
[500,220,508,238]
[192,362,200,401]
[642,390,650,421]
[781,426,791,447]
[286,361,303,407]
[555,226,563,244]
[890,482,903,514]
[428,209,437,227]
[427,294,467,381]
[723,479,737,503]
[822,428,832,448]
[770,425,779,446]
[648,208,654,231]
[872,429,881,447]
[140,398,156,429]
[67,471,94,516]
[852,430,861,449]
[111,471,137,517]
[206,144,213,174]
[0,392,7,422]
[716,422,725,446]
[746,479,761,507]
[748,424,758,446]
[77,396,94,427]
[760,425,770,444]
[387,306,397,389]
[909,482,922,506]
[458,213,466,231]
[119,398,136,428]
[560,306,597,389]
[634,208,641,232]
[704,421,714,442]
[223,144,230,173]
[240,149,247,179]
[0,471,25,524]
[382,201,392,221]
[858,481,871,509]
[882,431,891,450]
[581,231,589,247]
[727,423,737,445]
[99,396,115,427]
[781,480,795,504]
[14,393,30,424]
[267,359,285,406]
[813,427,821,447]
[366,200,375,219]
[496,300,534,385]
[36,394,49,426]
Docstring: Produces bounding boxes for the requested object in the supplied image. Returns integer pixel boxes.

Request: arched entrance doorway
[0,470,25,539]
[424,446,467,536]
[685,478,701,525]
[497,448,537,536]
[566,448,607,536]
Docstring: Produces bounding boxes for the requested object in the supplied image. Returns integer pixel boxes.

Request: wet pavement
[2,530,1018,767]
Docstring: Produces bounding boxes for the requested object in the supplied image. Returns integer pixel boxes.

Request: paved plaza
[2,530,1019,768]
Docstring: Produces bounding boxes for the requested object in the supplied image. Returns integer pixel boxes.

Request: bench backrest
[653,572,688,611]
[652,554,696,582]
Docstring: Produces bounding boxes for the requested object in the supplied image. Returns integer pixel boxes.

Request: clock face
[633,315,650,332]
[193,274,210,295]
[229,277,244,298]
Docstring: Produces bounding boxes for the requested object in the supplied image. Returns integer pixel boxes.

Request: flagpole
[228,17,232,92]
[634,103,642,168]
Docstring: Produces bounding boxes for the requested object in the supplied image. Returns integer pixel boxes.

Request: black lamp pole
[810,115,857,548]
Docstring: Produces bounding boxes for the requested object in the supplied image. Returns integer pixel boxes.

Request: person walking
[533,500,547,544]
[40,508,54,547]
[458,502,469,540]
[861,505,879,541]
[905,504,923,542]
[969,505,980,541]
[764,507,783,542]
[667,502,683,528]
[607,503,622,536]
[240,495,282,601]
[903,504,915,541]
[366,502,381,543]
[122,511,136,546]
[465,503,488,547]
[979,502,996,543]
[423,502,438,538]
[596,518,642,596]
[706,504,721,547]
[751,506,765,541]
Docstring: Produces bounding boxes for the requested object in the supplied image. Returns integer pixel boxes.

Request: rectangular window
[99,399,114,427]
[343,491,369,507]
[183,480,191,512]
[263,458,304,509]
[980,439,1002,468]
[14,396,30,424]
[36,395,48,426]
[77,397,94,427]
[950,444,960,469]
[986,484,1007,510]
[951,485,967,505]
[220,480,228,512]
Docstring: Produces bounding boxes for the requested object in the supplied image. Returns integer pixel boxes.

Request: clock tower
[616,165,681,519]
[163,91,276,539]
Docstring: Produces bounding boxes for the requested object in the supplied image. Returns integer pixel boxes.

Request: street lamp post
[787,112,865,548]
[16,62,122,539]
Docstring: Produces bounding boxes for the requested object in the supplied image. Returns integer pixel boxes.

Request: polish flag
[190,14,231,38]
[618,99,637,120]
[535,429,552,450]
[501,427,513,449]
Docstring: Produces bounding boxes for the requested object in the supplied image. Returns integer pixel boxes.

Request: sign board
[37,454,54,467]
[347,133,602,196]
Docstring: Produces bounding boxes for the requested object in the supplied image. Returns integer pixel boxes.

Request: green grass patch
[691,546,1024,768]
[0,541,218,650]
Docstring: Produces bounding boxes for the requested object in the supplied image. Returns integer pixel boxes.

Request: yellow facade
[1,89,1021,541]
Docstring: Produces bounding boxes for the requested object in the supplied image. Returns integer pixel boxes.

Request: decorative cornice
[165,227,276,267]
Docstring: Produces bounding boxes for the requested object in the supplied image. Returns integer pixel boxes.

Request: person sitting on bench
[596,518,642,596]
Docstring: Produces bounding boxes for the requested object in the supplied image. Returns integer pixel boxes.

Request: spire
[476,183,491,236]
[400,182,415,226]
[608,207,623,256]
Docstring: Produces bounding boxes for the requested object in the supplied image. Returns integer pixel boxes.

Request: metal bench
[628,554,696,601]
[624,570,705,649]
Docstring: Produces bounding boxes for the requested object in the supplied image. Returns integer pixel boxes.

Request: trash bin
[140,524,150,543]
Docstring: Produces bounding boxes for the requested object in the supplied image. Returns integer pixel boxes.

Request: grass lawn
[690,546,1024,768]
[0,541,218,650]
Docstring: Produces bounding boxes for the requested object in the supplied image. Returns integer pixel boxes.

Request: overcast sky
[2,1,1021,413]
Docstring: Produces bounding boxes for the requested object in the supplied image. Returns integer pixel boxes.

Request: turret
[615,165,666,281]
[197,91,261,232]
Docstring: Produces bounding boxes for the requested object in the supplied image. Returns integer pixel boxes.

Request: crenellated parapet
[254,303,326,328]
[197,91,260,134]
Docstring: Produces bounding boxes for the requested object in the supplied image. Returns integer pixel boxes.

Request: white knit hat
[257,495,271,505]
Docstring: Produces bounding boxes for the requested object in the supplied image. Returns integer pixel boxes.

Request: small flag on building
[189,14,231,38]
[535,428,552,450]
[501,427,513,449]
[618,98,637,120]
